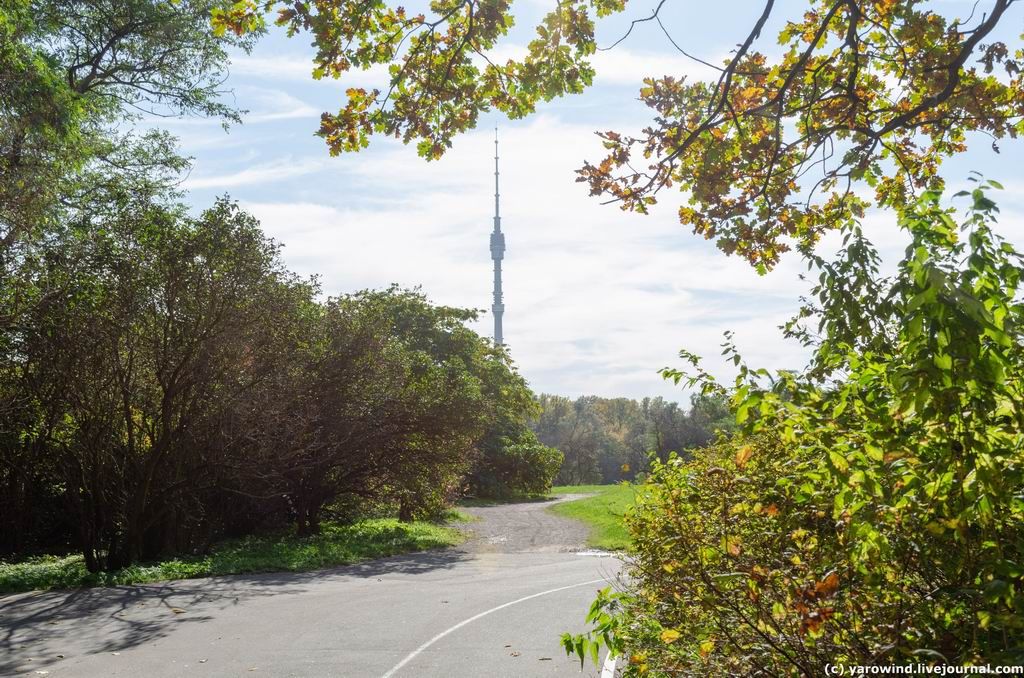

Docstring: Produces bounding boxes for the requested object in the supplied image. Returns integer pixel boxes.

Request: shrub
[467,428,563,499]
[566,184,1024,673]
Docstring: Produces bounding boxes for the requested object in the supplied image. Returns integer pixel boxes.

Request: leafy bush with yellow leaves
[565,183,1024,673]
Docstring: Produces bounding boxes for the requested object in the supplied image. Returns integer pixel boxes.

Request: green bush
[467,427,563,499]
[565,184,1024,673]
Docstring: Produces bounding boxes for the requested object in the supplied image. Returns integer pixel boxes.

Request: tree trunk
[296,502,321,536]
[82,547,100,573]
[398,498,414,523]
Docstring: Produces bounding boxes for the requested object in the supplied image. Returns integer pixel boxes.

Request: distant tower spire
[490,127,505,345]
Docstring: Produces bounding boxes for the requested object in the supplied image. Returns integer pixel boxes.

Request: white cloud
[239,116,814,400]
[229,54,391,90]
[147,87,320,127]
[183,157,327,189]
[230,54,317,80]
[237,87,320,122]
[590,48,719,86]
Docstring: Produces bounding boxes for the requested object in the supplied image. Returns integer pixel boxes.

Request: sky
[159,0,1024,403]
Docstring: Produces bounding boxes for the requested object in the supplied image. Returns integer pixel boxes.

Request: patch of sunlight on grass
[549,483,637,551]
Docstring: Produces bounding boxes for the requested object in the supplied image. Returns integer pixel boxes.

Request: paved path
[0,496,621,677]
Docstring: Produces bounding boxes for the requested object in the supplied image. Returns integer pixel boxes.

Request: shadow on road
[0,548,472,676]
[337,548,471,577]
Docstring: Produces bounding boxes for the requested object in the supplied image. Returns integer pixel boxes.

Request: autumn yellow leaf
[660,629,681,644]
[734,445,753,468]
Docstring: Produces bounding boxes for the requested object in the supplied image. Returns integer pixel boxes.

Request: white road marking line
[380,578,607,678]
[601,652,618,678]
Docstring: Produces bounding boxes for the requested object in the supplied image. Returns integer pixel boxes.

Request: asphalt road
[1,497,622,677]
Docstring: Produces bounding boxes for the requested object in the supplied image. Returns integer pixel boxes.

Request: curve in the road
[381,577,606,678]
[1,495,621,677]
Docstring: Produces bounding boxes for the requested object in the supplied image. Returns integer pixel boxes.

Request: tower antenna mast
[490,127,505,346]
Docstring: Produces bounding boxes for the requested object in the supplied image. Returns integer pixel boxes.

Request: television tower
[490,127,505,345]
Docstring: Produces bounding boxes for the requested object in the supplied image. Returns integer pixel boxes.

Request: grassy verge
[549,484,637,551]
[441,508,480,522]
[550,484,627,496]
[0,517,465,595]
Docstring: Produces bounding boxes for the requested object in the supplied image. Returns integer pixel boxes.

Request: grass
[0,517,465,595]
[550,484,627,496]
[440,507,480,522]
[548,483,637,551]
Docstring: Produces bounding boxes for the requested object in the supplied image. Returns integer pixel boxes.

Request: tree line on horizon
[530,394,734,485]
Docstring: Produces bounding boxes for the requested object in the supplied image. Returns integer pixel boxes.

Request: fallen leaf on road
[56,655,64,659]
[199,659,208,663]
[510,651,520,657]
[170,608,186,614]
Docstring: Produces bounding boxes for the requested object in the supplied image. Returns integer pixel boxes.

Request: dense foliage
[531,393,733,484]
[0,0,558,572]
[1,0,250,251]
[1,193,547,568]
[579,0,1024,269]
[565,185,1024,673]
[467,424,563,499]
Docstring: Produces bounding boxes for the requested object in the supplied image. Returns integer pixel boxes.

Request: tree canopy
[1,0,252,252]
[531,393,733,484]
[218,0,1024,269]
